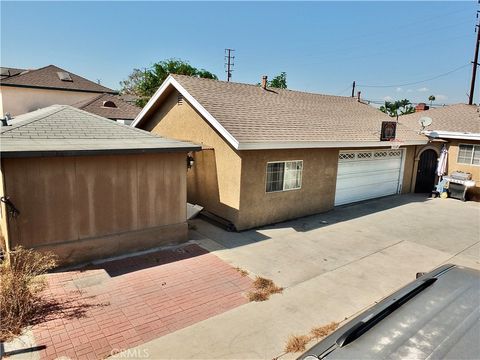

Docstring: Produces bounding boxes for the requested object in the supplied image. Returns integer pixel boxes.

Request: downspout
[0,161,12,260]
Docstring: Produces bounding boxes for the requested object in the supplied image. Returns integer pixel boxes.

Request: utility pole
[351,81,356,98]
[225,49,235,82]
[469,11,480,105]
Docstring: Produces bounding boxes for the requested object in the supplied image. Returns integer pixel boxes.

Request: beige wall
[238,148,339,230]
[142,89,243,225]
[138,91,428,230]
[1,152,188,265]
[0,86,100,117]
[446,140,480,200]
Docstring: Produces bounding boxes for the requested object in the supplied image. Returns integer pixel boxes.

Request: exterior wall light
[187,155,195,169]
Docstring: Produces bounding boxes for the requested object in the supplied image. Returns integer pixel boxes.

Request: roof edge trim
[0,83,117,94]
[237,140,428,150]
[424,130,480,141]
[132,75,240,149]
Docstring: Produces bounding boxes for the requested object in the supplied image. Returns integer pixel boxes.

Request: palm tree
[428,95,436,107]
[380,99,415,121]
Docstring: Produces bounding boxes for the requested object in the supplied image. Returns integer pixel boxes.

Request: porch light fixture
[187,155,195,169]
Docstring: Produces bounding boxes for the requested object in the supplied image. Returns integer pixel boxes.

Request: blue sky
[1,1,476,105]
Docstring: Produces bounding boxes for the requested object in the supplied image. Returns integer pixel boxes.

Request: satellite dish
[419,116,433,128]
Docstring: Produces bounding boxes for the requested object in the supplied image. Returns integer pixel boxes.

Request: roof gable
[133,75,427,149]
[0,65,116,94]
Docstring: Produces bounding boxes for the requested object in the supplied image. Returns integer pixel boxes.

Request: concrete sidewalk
[117,195,479,359]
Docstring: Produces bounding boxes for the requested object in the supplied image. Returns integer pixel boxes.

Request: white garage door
[335,149,404,206]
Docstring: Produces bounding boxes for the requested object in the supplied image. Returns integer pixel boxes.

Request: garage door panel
[338,159,402,174]
[334,149,404,206]
[335,182,399,205]
[336,171,401,188]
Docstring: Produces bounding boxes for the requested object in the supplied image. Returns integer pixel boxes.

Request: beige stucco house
[0,105,200,265]
[401,104,480,200]
[133,75,433,230]
[0,65,116,117]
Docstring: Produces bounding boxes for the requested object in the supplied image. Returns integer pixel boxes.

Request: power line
[357,64,470,88]
[224,49,235,82]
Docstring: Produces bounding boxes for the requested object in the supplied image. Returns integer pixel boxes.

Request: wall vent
[177,94,184,105]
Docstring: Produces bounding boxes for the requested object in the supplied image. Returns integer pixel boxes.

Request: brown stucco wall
[446,140,480,201]
[1,152,188,265]
[141,90,242,225]
[238,148,339,230]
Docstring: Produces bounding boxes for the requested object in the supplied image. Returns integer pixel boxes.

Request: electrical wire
[357,64,471,88]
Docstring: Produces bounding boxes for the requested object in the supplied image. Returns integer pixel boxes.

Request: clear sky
[1,1,477,105]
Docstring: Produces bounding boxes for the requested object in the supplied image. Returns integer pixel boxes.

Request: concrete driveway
[120,194,479,359]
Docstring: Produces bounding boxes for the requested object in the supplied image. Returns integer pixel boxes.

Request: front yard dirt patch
[26,244,252,359]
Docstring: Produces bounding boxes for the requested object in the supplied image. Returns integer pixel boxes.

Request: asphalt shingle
[0,105,200,157]
[0,65,116,94]
[72,93,141,120]
[167,74,426,143]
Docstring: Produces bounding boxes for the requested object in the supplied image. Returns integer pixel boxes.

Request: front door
[415,149,437,193]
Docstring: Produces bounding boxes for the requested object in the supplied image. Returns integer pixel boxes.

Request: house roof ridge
[170,73,356,100]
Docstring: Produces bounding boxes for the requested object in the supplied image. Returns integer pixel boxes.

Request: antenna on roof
[225,48,235,82]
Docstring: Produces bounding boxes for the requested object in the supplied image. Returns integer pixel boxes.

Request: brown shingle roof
[0,65,116,94]
[0,67,27,78]
[73,93,141,120]
[399,104,480,135]
[161,75,426,144]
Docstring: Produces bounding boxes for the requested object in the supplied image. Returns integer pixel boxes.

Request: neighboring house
[400,104,480,200]
[0,65,116,117]
[73,93,141,125]
[0,105,200,265]
[132,75,430,230]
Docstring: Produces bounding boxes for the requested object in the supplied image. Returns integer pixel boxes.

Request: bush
[0,246,57,341]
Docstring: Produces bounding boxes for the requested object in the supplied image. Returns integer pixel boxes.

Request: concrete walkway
[118,195,479,359]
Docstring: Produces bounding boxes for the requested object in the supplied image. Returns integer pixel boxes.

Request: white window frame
[457,144,480,166]
[265,160,303,193]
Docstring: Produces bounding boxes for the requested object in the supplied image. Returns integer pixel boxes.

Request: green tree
[380,99,415,121]
[120,59,218,107]
[269,72,287,89]
[428,95,435,106]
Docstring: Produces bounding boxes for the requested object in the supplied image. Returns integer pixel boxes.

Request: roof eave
[424,130,480,141]
[0,83,117,95]
[236,140,428,150]
[0,145,201,158]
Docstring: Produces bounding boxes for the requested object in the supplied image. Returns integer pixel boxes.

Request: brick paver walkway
[31,244,252,359]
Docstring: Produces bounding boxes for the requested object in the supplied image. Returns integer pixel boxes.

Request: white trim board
[132,75,429,150]
[424,130,480,141]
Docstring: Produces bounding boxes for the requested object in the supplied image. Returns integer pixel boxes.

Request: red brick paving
[31,244,252,359]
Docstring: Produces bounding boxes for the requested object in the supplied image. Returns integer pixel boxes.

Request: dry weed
[235,267,249,277]
[310,321,339,339]
[284,334,311,353]
[0,246,57,341]
[247,276,283,302]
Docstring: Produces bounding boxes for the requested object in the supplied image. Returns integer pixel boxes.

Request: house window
[266,160,303,192]
[457,144,480,165]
